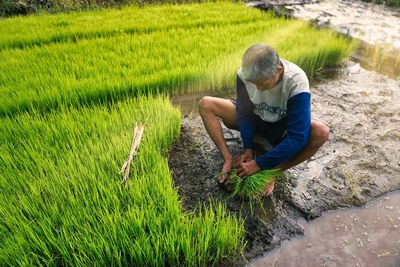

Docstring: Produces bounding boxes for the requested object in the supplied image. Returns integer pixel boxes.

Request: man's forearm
[255,132,309,169]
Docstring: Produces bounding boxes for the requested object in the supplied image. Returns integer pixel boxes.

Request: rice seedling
[0,2,264,50]
[0,2,356,117]
[0,96,245,265]
[227,169,285,217]
[228,169,285,199]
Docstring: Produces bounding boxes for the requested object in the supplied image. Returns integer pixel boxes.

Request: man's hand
[236,149,253,166]
[237,160,261,178]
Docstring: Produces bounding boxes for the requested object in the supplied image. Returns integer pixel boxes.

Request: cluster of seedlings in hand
[228,169,285,200]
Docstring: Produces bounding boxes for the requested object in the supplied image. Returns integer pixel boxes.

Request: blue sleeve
[236,74,255,149]
[255,92,311,169]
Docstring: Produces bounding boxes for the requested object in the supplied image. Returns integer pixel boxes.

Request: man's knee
[198,96,215,114]
[310,122,330,149]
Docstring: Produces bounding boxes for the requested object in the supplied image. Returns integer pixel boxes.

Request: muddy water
[171,89,234,116]
[281,0,400,79]
[287,0,400,49]
[249,190,400,267]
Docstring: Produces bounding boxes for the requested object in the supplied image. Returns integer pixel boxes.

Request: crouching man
[199,43,329,196]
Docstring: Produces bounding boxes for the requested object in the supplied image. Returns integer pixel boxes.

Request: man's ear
[277,65,284,75]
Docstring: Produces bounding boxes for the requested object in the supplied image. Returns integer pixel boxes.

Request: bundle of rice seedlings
[227,168,285,217]
[228,169,284,199]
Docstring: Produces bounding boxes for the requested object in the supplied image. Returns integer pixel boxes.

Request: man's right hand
[236,149,253,166]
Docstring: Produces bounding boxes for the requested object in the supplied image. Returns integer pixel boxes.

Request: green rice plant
[0,5,356,117]
[0,6,296,116]
[0,0,243,17]
[228,169,285,200]
[0,2,264,50]
[271,22,359,80]
[0,96,244,266]
[227,169,285,217]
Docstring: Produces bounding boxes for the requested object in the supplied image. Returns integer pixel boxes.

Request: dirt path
[168,62,400,263]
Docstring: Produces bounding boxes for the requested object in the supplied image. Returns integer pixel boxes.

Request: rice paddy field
[0,1,357,265]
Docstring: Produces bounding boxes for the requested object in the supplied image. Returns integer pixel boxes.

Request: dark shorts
[229,98,287,147]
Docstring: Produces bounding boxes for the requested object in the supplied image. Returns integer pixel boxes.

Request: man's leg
[198,96,238,183]
[279,120,330,171]
[263,120,330,195]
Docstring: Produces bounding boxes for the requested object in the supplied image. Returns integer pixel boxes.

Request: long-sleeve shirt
[236,58,311,170]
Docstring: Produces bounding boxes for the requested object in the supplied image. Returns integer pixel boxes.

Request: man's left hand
[237,160,261,178]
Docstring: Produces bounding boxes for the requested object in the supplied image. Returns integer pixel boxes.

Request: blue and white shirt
[236,58,311,170]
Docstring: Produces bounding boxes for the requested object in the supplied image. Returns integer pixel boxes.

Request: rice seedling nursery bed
[0,2,355,117]
[0,1,356,265]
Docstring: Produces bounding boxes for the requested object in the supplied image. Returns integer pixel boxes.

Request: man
[198,43,329,196]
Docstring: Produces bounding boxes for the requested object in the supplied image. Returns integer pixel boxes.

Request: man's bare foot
[218,158,234,184]
[261,177,276,197]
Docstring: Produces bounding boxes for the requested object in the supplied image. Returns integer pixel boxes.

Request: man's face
[255,72,279,91]
[253,66,283,91]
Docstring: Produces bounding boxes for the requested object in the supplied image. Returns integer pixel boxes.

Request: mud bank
[168,62,400,263]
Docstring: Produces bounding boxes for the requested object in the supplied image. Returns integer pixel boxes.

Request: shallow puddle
[249,190,400,267]
[171,89,235,116]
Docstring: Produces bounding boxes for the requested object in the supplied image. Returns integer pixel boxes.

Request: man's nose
[256,82,264,90]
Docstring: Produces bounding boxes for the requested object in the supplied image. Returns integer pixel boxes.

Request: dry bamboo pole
[120,123,145,185]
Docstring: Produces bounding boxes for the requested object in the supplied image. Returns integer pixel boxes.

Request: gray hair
[240,44,280,83]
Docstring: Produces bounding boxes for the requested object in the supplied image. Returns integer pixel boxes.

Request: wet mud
[168,113,305,263]
[250,190,400,266]
[168,62,400,264]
